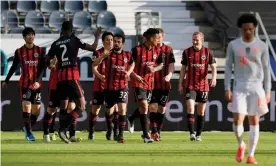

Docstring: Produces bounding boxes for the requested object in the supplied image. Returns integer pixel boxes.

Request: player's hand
[164,74,171,82]
[147,66,156,73]
[224,90,232,102]
[49,56,57,69]
[178,84,183,95]
[210,78,217,87]
[103,49,111,58]
[1,82,7,89]
[266,92,271,104]
[135,75,144,83]
[99,75,105,82]
[124,71,131,78]
[94,27,102,39]
[32,82,40,89]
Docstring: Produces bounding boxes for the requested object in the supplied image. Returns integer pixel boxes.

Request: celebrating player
[2,27,45,141]
[47,21,101,143]
[224,14,271,164]
[130,28,164,143]
[93,34,135,143]
[148,28,175,141]
[178,31,217,141]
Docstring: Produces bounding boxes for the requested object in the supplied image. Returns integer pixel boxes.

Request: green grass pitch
[1,132,276,166]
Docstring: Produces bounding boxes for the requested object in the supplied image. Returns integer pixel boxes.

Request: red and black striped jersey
[130,44,162,90]
[104,50,133,90]
[48,68,58,90]
[181,46,216,92]
[92,47,105,92]
[154,44,175,90]
[5,45,45,88]
[47,34,87,81]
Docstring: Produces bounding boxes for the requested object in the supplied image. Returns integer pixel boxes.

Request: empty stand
[88,0,107,13]
[96,11,116,29]
[25,11,45,28]
[35,27,52,34]
[107,27,124,36]
[1,1,9,12]
[16,1,36,13]
[49,11,68,30]
[9,27,24,34]
[64,0,84,13]
[40,1,60,13]
[1,11,19,28]
[73,11,92,29]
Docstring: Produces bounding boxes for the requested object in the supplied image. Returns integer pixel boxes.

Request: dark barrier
[1,80,276,131]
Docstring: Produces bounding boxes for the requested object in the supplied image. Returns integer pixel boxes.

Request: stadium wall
[1,80,276,131]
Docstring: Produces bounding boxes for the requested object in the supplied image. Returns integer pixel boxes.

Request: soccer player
[1,27,45,141]
[148,28,175,141]
[130,28,164,143]
[89,32,113,140]
[178,31,217,141]
[47,21,101,143]
[93,34,135,143]
[224,14,271,164]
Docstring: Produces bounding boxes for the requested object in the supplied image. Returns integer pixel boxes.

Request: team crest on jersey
[246,47,251,54]
[34,53,39,57]
[186,93,190,98]
[93,99,97,103]
[201,55,206,60]
[162,53,166,58]
[124,58,128,63]
[153,54,157,59]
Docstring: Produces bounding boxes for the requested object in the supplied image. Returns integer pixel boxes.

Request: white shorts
[231,88,269,116]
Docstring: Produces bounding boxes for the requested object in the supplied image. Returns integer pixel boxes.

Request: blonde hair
[193,31,204,39]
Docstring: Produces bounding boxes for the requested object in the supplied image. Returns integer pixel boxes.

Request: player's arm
[91,51,105,81]
[126,55,135,77]
[80,27,102,51]
[261,44,271,103]
[130,47,144,83]
[224,43,234,101]
[178,50,187,94]
[209,50,217,87]
[165,48,176,82]
[3,50,20,86]
[35,48,47,83]
[46,43,58,69]
[92,53,108,66]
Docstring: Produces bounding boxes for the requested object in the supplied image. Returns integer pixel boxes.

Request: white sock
[248,125,259,157]
[232,123,244,146]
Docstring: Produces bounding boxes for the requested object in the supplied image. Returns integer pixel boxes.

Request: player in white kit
[224,14,271,164]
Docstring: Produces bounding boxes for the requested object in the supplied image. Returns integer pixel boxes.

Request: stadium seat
[107,27,124,36]
[35,27,52,34]
[1,1,9,12]
[88,0,107,13]
[96,11,116,29]
[25,11,45,28]
[49,11,68,30]
[82,27,97,34]
[40,1,60,13]
[16,1,36,13]
[73,11,92,29]
[1,11,19,28]
[64,1,84,13]
[9,27,24,34]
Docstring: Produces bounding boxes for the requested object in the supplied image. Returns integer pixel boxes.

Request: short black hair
[156,28,164,34]
[144,28,159,39]
[114,34,125,43]
[22,27,35,37]
[102,32,113,41]
[62,21,73,31]
[237,14,258,28]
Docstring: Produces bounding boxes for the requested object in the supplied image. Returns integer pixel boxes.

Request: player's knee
[92,105,101,114]
[158,106,166,114]
[47,107,57,115]
[67,102,76,111]
[22,101,31,112]
[149,104,157,112]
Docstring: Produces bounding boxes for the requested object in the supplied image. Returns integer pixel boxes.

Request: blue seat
[64,0,84,13]
[17,1,36,13]
[107,27,124,36]
[35,27,52,34]
[88,0,107,13]
[1,11,19,28]
[40,1,60,13]
[25,11,45,28]
[9,27,24,34]
[1,1,9,12]
[82,27,97,34]
[96,11,116,29]
[73,11,92,29]
[49,11,68,30]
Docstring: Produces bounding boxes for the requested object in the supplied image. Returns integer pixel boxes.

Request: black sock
[89,112,98,135]
[140,114,149,139]
[113,111,119,134]
[66,107,82,128]
[59,109,68,131]
[43,112,53,135]
[149,112,158,134]
[30,114,38,127]
[129,108,140,122]
[22,112,31,135]
[187,114,195,135]
[119,115,126,136]
[69,122,76,138]
[156,112,165,133]
[49,112,56,133]
[105,112,113,130]
[196,115,205,136]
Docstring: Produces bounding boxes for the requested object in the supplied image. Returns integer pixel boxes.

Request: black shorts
[57,80,84,101]
[105,89,128,108]
[150,89,170,107]
[92,91,105,105]
[133,88,152,103]
[185,89,208,103]
[20,87,41,104]
[48,89,59,108]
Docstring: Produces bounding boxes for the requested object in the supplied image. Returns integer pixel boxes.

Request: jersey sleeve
[76,37,87,50]
[91,51,99,62]
[131,47,137,61]
[208,49,216,64]
[261,44,271,92]
[181,50,188,65]
[224,43,234,91]
[128,52,134,65]
[168,47,176,63]
[5,49,20,83]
